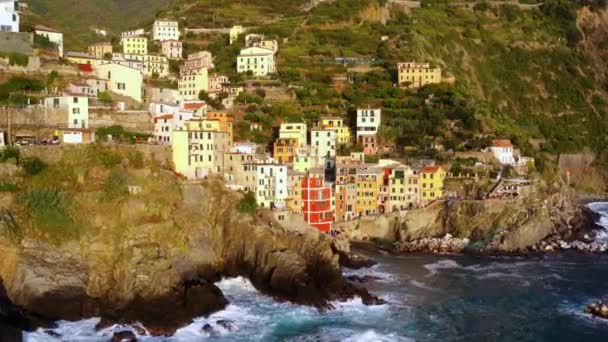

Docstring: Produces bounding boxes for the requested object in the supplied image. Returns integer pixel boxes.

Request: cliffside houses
[161,40,182,59]
[88,42,112,59]
[0,0,19,32]
[356,108,381,155]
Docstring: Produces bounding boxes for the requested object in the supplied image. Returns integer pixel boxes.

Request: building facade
[419,165,445,205]
[0,0,18,32]
[88,42,112,59]
[34,25,63,57]
[356,167,383,216]
[179,67,208,101]
[96,63,143,102]
[279,123,307,147]
[121,36,147,55]
[44,96,89,129]
[311,129,336,168]
[318,117,351,145]
[237,47,276,76]
[161,40,182,59]
[397,62,442,88]
[172,123,231,179]
[302,175,333,233]
[490,139,515,165]
[273,138,298,164]
[255,164,288,209]
[153,20,180,41]
[181,51,214,73]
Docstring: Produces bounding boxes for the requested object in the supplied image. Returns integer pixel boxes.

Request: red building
[302,175,334,233]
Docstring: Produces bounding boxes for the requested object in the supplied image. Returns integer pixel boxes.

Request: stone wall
[0,32,33,55]
[333,212,404,241]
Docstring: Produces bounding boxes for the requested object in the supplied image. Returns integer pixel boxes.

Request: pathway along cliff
[0,180,380,336]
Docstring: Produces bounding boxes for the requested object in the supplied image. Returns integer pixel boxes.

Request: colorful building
[44,95,89,129]
[273,138,298,164]
[223,152,255,187]
[397,62,442,88]
[161,40,182,59]
[302,174,333,233]
[181,51,214,74]
[287,170,305,213]
[335,182,357,222]
[112,53,169,77]
[318,117,351,145]
[419,165,445,205]
[279,123,307,147]
[121,36,147,55]
[388,165,420,211]
[356,108,381,155]
[179,67,208,101]
[356,167,384,216]
[205,111,234,142]
[172,121,231,179]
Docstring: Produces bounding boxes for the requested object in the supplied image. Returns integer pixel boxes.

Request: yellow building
[388,165,420,211]
[88,42,112,59]
[397,62,442,88]
[419,165,445,205]
[95,62,143,103]
[273,138,298,164]
[122,36,148,55]
[172,120,231,179]
[319,117,351,145]
[65,52,101,66]
[179,67,209,101]
[356,167,384,216]
[279,123,307,147]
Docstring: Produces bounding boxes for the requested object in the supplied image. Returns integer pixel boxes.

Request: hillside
[171,0,608,160]
[22,0,171,50]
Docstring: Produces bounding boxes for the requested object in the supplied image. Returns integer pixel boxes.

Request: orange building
[205,111,234,142]
[273,138,298,164]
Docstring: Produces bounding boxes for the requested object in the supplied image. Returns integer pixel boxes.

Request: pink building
[209,74,229,96]
[161,40,183,59]
[180,51,214,74]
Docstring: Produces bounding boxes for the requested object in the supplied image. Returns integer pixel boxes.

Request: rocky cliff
[0,179,378,336]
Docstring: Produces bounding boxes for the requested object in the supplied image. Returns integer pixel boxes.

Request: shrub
[101,170,129,201]
[22,158,47,176]
[100,151,122,169]
[0,180,18,192]
[127,150,145,169]
[98,91,113,104]
[20,187,78,240]
[1,146,20,163]
[237,191,258,214]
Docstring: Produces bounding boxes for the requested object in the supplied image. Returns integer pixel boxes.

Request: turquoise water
[25,203,608,341]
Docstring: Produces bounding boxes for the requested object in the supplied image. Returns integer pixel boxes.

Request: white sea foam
[588,202,608,241]
[342,264,395,283]
[342,330,413,342]
[423,259,463,275]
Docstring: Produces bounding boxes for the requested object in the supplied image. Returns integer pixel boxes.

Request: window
[72,108,80,114]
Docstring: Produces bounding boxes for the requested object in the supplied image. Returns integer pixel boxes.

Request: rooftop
[492,139,513,148]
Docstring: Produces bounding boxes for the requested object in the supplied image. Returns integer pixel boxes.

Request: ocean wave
[588,202,608,241]
[342,264,395,283]
[342,330,414,342]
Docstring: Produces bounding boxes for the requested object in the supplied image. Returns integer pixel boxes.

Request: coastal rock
[216,319,236,331]
[0,180,380,335]
[111,331,137,342]
[586,301,608,320]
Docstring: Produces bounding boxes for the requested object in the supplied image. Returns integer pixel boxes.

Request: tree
[98,91,113,105]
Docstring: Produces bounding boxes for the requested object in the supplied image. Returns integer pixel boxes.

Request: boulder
[111,331,137,342]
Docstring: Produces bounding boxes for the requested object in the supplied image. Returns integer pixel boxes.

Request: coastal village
[0,0,546,235]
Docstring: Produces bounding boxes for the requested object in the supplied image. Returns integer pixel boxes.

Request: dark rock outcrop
[586,300,608,319]
[111,330,137,342]
[0,180,381,336]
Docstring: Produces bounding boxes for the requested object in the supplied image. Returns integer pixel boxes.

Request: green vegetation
[237,191,258,215]
[25,0,171,50]
[0,77,44,105]
[96,125,151,144]
[22,158,47,176]
[0,52,29,67]
[101,170,129,202]
[19,187,79,241]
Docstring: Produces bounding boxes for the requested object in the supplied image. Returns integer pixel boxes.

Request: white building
[149,101,180,116]
[154,114,174,144]
[161,40,182,59]
[149,88,180,104]
[44,96,89,129]
[34,25,63,57]
[0,0,18,32]
[232,141,257,154]
[96,63,143,103]
[153,20,180,41]
[179,67,208,101]
[356,108,381,139]
[237,47,276,77]
[489,139,515,165]
[254,163,288,209]
[121,28,145,38]
[208,74,229,96]
[311,128,336,168]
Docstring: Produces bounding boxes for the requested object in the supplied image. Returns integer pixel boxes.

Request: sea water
[24,203,608,341]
